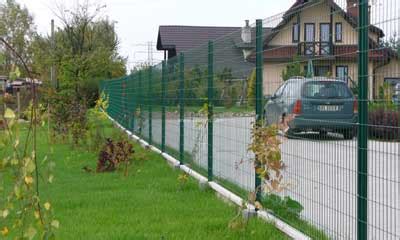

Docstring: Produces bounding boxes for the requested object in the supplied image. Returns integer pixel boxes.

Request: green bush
[281,56,304,81]
[246,69,256,106]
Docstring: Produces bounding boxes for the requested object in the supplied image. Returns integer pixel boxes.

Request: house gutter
[106,113,311,240]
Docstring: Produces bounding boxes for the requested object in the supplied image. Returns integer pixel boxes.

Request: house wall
[332,61,358,80]
[264,0,380,99]
[263,63,287,96]
[374,59,400,95]
[263,61,376,99]
[263,61,358,96]
[268,1,378,46]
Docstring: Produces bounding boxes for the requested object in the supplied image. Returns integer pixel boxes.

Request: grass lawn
[156,140,328,240]
[1,117,288,239]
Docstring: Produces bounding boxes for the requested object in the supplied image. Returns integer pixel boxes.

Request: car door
[265,83,287,125]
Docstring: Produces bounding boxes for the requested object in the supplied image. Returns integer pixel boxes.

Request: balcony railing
[298,42,334,56]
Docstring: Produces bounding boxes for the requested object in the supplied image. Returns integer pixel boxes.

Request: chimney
[241,20,251,43]
[346,0,358,19]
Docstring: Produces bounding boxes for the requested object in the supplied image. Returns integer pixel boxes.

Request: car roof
[286,77,347,84]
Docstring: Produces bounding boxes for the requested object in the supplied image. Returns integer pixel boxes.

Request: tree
[383,34,400,57]
[246,69,256,106]
[0,0,35,76]
[216,68,235,108]
[184,65,207,106]
[31,1,126,105]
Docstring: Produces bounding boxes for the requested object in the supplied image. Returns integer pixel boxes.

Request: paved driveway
[143,115,399,240]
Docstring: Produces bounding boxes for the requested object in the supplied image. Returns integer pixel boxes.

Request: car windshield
[302,81,352,99]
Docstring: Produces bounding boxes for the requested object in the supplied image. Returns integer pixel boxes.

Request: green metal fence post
[131,74,135,132]
[179,53,185,165]
[207,41,214,181]
[161,61,166,152]
[255,19,263,202]
[148,66,153,145]
[122,77,128,128]
[138,70,142,136]
[121,78,125,125]
[358,1,369,239]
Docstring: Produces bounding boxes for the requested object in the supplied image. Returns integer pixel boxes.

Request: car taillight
[353,100,358,113]
[293,99,302,114]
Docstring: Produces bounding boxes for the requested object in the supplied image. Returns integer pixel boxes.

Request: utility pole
[147,41,153,65]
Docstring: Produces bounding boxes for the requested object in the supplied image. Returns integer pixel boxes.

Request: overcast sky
[14,0,294,70]
[12,0,400,70]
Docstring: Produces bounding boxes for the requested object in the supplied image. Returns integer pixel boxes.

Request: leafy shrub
[46,89,72,138]
[0,118,5,129]
[3,93,15,104]
[215,68,239,108]
[45,87,89,144]
[378,83,393,104]
[369,108,400,140]
[368,102,398,111]
[70,98,88,145]
[81,77,101,108]
[97,138,134,174]
[246,69,256,106]
[249,123,285,193]
[281,55,304,81]
[86,92,109,151]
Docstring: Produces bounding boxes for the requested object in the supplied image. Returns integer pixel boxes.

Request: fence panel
[100,1,400,239]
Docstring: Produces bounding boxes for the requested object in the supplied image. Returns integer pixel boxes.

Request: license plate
[318,105,340,112]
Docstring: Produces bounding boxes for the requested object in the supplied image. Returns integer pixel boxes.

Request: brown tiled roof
[156,25,273,79]
[157,25,272,52]
[157,26,242,52]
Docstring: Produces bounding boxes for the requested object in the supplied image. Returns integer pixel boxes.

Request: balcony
[298,42,334,57]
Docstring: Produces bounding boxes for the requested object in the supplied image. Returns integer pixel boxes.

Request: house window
[303,66,331,77]
[320,23,331,55]
[335,23,343,42]
[304,23,315,55]
[304,23,315,42]
[336,66,349,82]
[292,23,300,43]
[315,66,330,76]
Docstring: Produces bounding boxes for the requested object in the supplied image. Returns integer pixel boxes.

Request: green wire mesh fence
[100,0,400,239]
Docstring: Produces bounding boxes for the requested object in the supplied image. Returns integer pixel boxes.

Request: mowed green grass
[2,119,288,240]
